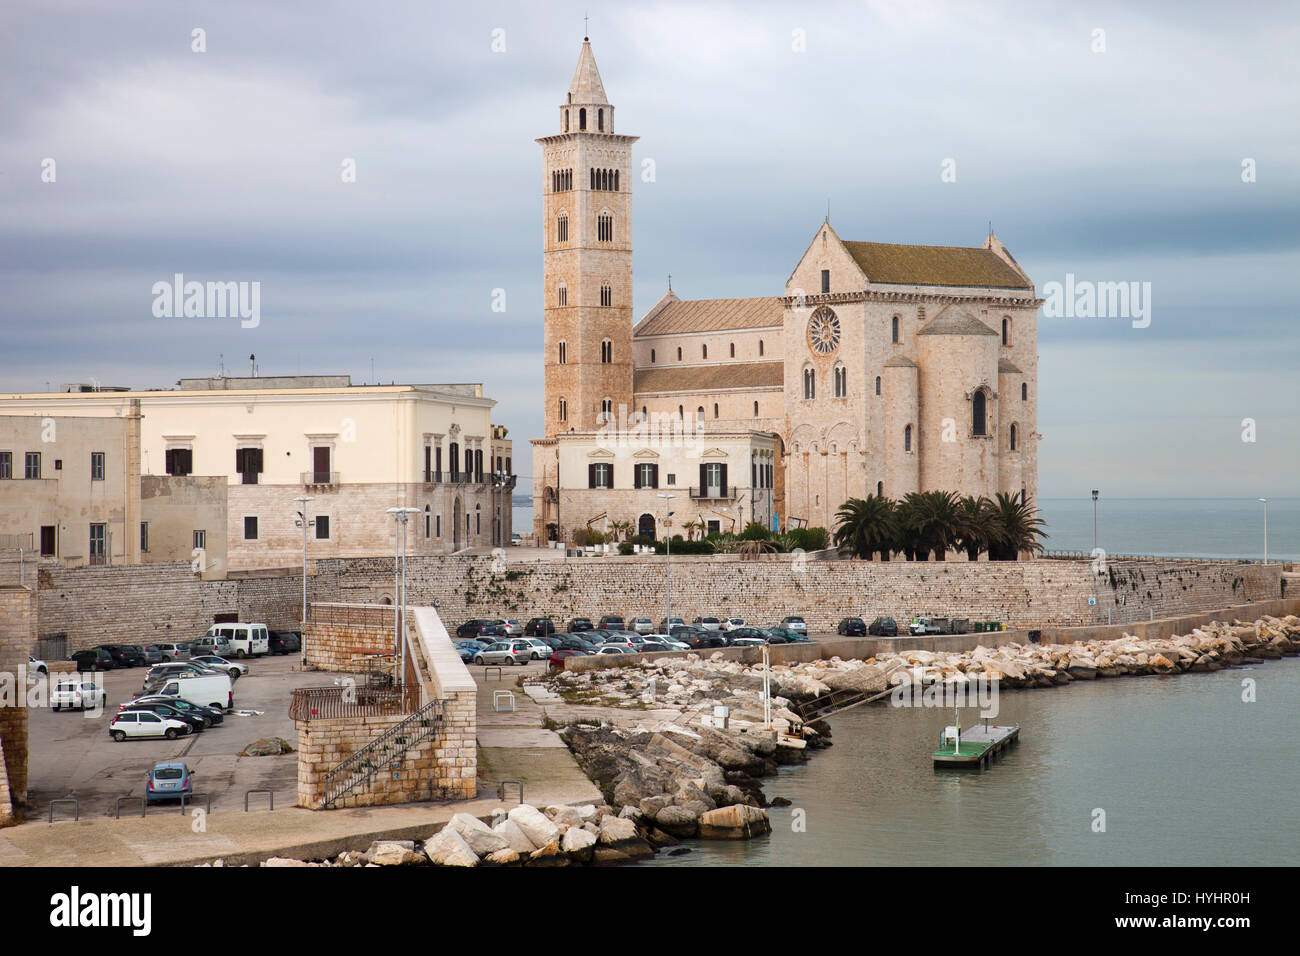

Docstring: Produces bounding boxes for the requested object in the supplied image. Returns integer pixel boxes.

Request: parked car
[548,648,590,671]
[456,640,490,654]
[96,644,142,668]
[524,618,556,637]
[189,634,232,657]
[720,618,745,632]
[108,711,191,741]
[457,646,475,663]
[594,645,634,656]
[597,634,638,651]
[647,634,690,650]
[52,679,106,711]
[837,617,867,637]
[730,635,767,647]
[658,617,685,632]
[727,627,771,645]
[628,617,654,635]
[141,672,233,711]
[868,616,899,637]
[146,762,194,803]
[133,695,223,725]
[537,636,564,651]
[765,627,810,644]
[693,616,722,631]
[134,645,166,666]
[568,617,594,632]
[69,648,114,671]
[557,635,600,652]
[495,619,523,636]
[203,623,270,658]
[268,630,302,655]
[520,638,553,660]
[779,616,808,635]
[670,626,725,649]
[28,655,47,675]
[119,701,207,734]
[457,619,503,640]
[145,661,221,684]
[472,641,535,666]
[155,642,190,662]
[190,654,248,679]
[598,615,626,629]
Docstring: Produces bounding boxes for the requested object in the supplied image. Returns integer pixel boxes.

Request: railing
[689,486,735,500]
[322,698,445,808]
[1042,550,1262,564]
[288,685,405,721]
[300,471,340,486]
[423,470,445,484]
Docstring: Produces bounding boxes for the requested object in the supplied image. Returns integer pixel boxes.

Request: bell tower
[538,38,637,436]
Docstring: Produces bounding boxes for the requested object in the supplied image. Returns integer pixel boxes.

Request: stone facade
[0,586,35,824]
[533,41,1041,538]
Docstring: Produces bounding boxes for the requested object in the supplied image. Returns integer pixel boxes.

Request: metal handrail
[289,685,405,721]
[322,698,444,808]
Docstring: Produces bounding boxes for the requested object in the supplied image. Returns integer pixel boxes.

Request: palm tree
[987,491,1048,560]
[683,519,703,541]
[834,494,897,560]
[955,495,996,561]
[736,539,779,560]
[896,490,961,560]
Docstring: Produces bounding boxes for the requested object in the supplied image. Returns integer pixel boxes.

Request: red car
[549,649,590,671]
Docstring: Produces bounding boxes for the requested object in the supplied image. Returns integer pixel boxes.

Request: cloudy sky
[3,0,1297,498]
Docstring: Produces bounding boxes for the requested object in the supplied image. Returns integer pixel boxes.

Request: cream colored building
[0,376,514,570]
[532,40,1041,538]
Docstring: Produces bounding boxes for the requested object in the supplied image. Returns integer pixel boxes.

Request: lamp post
[1258,498,1268,564]
[294,496,314,632]
[658,493,675,631]
[1091,489,1099,554]
[386,506,421,685]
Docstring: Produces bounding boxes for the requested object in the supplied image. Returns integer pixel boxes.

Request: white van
[148,672,233,711]
[205,622,269,659]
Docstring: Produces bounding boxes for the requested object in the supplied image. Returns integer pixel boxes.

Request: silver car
[495,619,523,636]
[190,654,248,679]
[629,617,654,635]
[472,641,534,666]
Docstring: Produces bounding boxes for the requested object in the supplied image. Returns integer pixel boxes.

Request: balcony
[423,470,445,484]
[301,471,340,489]
[689,486,736,500]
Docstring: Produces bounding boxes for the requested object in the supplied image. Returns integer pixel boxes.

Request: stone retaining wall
[0,587,34,824]
[303,603,396,673]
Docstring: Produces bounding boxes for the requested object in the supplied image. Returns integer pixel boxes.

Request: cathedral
[531,39,1041,543]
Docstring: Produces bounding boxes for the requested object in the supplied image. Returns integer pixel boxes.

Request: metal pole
[1259,498,1268,564]
[1091,489,1099,553]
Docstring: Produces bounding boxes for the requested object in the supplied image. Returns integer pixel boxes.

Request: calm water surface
[647,658,1300,866]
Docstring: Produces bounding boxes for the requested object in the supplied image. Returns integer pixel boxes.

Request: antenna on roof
[826,199,831,223]
[667,273,672,292]
[584,13,589,39]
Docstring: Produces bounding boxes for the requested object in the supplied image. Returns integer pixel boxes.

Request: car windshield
[155,768,184,780]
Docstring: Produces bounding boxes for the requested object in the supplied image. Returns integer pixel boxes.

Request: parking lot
[28,655,357,817]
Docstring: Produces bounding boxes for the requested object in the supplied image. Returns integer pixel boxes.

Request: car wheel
[229,669,240,679]
[53,704,60,712]
[474,656,484,665]
[112,730,126,742]
[165,728,179,740]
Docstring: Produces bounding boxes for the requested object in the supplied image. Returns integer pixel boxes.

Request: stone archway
[638,512,656,537]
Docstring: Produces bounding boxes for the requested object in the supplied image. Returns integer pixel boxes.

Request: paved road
[28,656,352,818]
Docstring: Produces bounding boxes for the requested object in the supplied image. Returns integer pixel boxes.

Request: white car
[694,617,723,631]
[52,679,106,711]
[28,655,48,675]
[496,619,524,637]
[647,634,690,650]
[190,654,248,678]
[108,711,192,741]
[629,617,654,635]
[521,638,552,660]
[720,618,745,632]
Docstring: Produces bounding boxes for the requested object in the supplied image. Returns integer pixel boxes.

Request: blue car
[146,761,194,803]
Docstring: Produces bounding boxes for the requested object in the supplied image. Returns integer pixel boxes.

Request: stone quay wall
[0,586,35,824]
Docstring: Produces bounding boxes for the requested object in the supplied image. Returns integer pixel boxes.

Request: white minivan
[205,622,269,659]
[147,672,233,711]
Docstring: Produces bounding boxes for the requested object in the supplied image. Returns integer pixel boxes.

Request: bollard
[115,796,146,819]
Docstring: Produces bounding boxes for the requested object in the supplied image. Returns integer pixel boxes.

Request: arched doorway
[638,513,655,537]
[453,497,463,549]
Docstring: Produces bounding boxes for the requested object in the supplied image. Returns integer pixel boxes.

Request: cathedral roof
[843,241,1032,290]
[633,294,784,337]
[916,306,999,336]
[634,361,784,394]
[883,355,918,368]
[568,40,609,105]
[998,358,1023,373]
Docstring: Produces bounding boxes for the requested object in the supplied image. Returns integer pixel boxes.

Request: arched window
[597,213,613,241]
[877,481,883,497]
[753,401,759,417]
[650,349,656,363]
[641,406,647,419]
[972,389,987,436]
[558,341,567,364]
[1022,382,1028,401]
[892,315,901,344]
[697,406,705,420]
[425,504,431,539]
[556,211,568,243]
[702,344,708,359]
[803,367,815,400]
[559,398,567,422]
[875,375,882,396]
[600,283,612,307]
[1002,317,1012,346]
[1009,423,1018,451]
[557,282,567,307]
[759,340,764,356]
[579,107,586,130]
[833,365,847,398]
[904,425,912,452]
[598,108,604,131]
[713,403,719,419]
[600,339,612,363]
[729,342,735,358]
[677,405,684,419]
[600,398,613,422]
[614,170,619,190]
[676,347,682,361]
[564,109,570,132]
[589,167,595,189]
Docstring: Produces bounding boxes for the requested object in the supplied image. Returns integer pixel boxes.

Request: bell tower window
[601,339,612,363]
[579,107,586,130]
[600,284,612,307]
[598,108,604,131]
[556,211,568,243]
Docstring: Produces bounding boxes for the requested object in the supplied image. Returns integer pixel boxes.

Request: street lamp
[1091,489,1100,554]
[1258,498,1268,564]
[294,496,314,632]
[387,506,421,685]
[658,493,675,631]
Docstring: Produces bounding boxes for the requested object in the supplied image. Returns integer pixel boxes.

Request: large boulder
[423,828,480,867]
[526,840,570,867]
[508,805,561,848]
[561,825,597,863]
[598,814,639,846]
[821,664,887,696]
[698,804,772,839]
[492,818,537,855]
[547,805,585,829]
[445,813,511,857]
[368,841,426,866]
[654,804,700,837]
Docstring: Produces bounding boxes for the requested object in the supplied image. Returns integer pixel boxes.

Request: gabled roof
[917,306,999,336]
[568,40,608,105]
[634,362,784,394]
[998,358,1023,374]
[842,240,1032,290]
[633,294,784,337]
[883,355,918,368]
